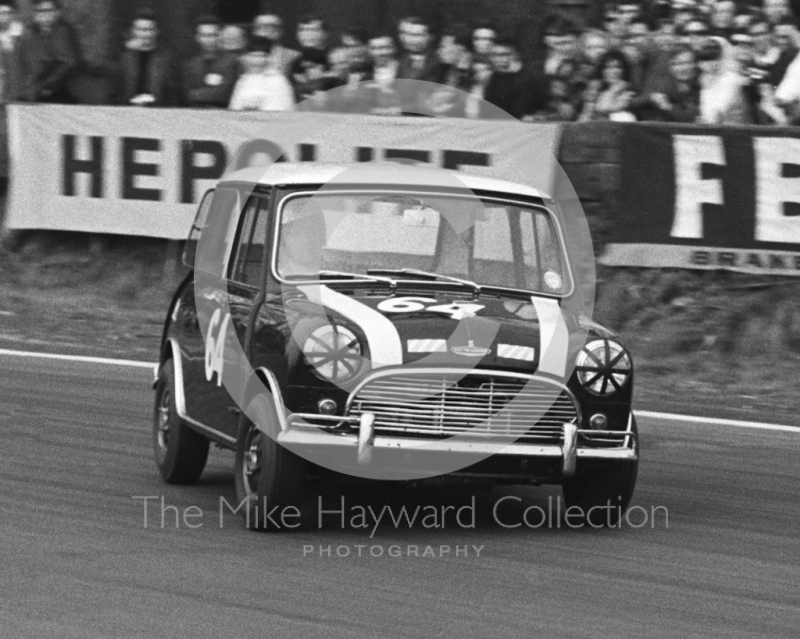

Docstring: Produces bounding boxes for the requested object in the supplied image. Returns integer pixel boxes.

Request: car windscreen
[273,192,569,295]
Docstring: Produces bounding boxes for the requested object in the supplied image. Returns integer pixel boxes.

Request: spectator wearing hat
[252,13,299,77]
[229,35,295,111]
[0,0,23,102]
[16,0,81,102]
[114,9,176,106]
[182,15,239,108]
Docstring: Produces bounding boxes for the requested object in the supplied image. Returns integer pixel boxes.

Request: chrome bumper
[279,412,638,477]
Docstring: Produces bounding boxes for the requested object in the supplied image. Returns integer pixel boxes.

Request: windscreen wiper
[367,268,481,298]
[318,270,397,291]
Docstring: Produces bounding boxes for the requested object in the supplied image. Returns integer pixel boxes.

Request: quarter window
[229,195,270,286]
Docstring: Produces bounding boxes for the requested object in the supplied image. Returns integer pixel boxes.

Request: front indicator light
[589,413,608,430]
[317,398,338,415]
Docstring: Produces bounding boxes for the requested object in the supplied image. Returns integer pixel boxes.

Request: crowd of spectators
[2,0,800,124]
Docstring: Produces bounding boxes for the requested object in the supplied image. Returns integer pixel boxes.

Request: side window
[182,189,214,270]
[188,187,240,277]
[520,210,565,293]
[229,195,270,286]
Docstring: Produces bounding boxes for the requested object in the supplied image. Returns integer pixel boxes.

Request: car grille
[348,372,578,443]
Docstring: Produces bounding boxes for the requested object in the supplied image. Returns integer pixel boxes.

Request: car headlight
[575,339,631,395]
[303,325,362,383]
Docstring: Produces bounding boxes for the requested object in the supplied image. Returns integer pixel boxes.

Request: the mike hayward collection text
[133,495,669,533]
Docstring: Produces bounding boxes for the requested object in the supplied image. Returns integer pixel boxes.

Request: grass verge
[1,233,798,423]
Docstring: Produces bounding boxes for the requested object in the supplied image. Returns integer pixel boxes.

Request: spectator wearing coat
[395,16,447,113]
[771,17,800,86]
[182,15,239,108]
[252,13,299,77]
[638,46,701,122]
[115,9,176,106]
[484,37,546,119]
[228,36,295,111]
[16,0,80,102]
[396,17,447,83]
[0,0,23,102]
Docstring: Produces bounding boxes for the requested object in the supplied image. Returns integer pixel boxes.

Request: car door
[180,185,241,438]
[189,190,272,441]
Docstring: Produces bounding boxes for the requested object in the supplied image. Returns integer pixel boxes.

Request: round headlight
[303,325,362,383]
[575,339,631,395]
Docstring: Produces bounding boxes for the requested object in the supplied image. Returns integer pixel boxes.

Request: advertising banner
[6,105,562,240]
[604,124,800,276]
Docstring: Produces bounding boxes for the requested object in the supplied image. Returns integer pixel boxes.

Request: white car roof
[222,162,547,200]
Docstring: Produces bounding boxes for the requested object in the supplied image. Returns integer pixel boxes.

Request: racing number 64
[205,308,231,386]
[378,297,485,320]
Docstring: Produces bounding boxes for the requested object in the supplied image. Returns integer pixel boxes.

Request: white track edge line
[0,348,156,369]
[1,348,797,433]
[634,410,800,433]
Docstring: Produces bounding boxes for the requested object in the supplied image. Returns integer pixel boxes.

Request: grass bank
[1,232,798,423]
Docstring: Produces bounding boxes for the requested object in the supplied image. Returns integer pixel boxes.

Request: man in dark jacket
[16,0,80,102]
[396,16,446,83]
[772,17,800,86]
[182,14,239,108]
[395,16,446,113]
[484,37,546,119]
[115,9,175,107]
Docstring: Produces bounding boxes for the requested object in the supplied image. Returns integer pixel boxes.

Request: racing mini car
[153,162,638,527]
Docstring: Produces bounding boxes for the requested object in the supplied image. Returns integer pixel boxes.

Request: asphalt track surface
[1,353,798,638]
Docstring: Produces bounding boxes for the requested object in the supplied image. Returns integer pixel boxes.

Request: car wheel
[153,359,210,484]
[561,415,639,527]
[233,394,306,531]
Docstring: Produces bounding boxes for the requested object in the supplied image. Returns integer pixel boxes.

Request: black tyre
[153,359,210,484]
[562,415,639,527]
[233,394,306,531]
